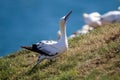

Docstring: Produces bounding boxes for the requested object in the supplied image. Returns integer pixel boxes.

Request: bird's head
[60,10,72,27]
[83,13,89,18]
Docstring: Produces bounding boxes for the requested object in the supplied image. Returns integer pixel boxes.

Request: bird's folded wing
[40,40,57,45]
[38,45,60,56]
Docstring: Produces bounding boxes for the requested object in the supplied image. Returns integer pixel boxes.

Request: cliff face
[0,23,120,80]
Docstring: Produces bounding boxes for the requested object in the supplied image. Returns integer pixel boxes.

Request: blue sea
[0,0,119,56]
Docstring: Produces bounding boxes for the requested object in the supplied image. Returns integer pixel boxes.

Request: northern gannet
[101,11,120,24]
[68,25,94,39]
[83,12,102,28]
[21,11,72,66]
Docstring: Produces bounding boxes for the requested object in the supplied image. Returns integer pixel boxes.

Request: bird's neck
[58,24,68,48]
[60,26,66,36]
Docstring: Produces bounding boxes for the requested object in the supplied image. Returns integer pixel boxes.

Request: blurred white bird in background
[69,6,120,39]
[83,12,102,28]
[101,10,120,24]
[68,24,93,39]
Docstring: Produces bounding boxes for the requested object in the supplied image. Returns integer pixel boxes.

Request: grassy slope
[0,23,120,80]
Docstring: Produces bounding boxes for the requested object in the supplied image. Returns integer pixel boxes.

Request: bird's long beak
[64,10,72,21]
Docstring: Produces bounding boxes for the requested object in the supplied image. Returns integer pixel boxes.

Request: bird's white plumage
[101,11,120,24]
[36,37,68,56]
[118,6,120,11]
[36,30,61,45]
[83,12,102,27]
[68,25,94,39]
[82,24,94,31]
[57,30,61,40]
[38,40,57,45]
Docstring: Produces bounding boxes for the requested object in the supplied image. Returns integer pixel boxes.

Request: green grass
[0,23,120,80]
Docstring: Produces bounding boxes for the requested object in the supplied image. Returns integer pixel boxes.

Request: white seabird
[101,11,120,24]
[68,24,94,39]
[83,12,102,28]
[21,10,72,66]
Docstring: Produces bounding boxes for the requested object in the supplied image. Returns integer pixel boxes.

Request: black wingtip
[21,46,33,50]
[21,46,25,48]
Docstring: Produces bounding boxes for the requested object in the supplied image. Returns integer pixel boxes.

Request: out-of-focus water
[0,0,119,56]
